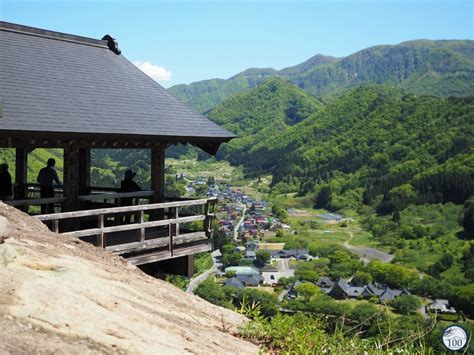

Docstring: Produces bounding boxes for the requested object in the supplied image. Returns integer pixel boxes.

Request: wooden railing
[33,197,217,262]
[5,190,155,210]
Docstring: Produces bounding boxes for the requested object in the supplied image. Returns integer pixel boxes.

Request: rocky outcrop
[0,203,258,354]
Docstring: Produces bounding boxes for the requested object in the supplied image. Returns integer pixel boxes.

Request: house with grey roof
[322,277,411,302]
[224,277,245,290]
[225,266,261,277]
[316,277,334,290]
[236,274,264,286]
[244,250,257,261]
[427,299,456,313]
[271,249,309,259]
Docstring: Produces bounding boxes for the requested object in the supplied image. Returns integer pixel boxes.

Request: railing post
[53,219,59,233]
[97,214,104,248]
[203,201,210,237]
[139,210,145,242]
[168,207,179,257]
[175,207,180,238]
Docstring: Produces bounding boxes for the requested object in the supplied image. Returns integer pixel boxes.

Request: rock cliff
[0,203,258,354]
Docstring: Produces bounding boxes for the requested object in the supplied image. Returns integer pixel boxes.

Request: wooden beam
[126,242,212,266]
[34,198,214,221]
[6,197,65,207]
[106,232,207,255]
[60,216,205,238]
[14,148,27,200]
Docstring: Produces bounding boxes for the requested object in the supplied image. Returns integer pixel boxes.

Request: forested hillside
[208,78,322,164]
[169,40,474,113]
[208,82,474,291]
[210,84,473,206]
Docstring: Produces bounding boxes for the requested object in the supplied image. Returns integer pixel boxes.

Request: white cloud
[133,61,172,82]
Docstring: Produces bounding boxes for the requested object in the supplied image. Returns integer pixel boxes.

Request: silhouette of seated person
[37,158,63,214]
[119,169,141,223]
[0,163,13,201]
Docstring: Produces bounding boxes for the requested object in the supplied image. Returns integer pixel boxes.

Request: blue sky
[1,1,473,87]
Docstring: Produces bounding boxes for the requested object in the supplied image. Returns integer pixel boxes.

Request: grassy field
[167,158,240,181]
[194,252,213,276]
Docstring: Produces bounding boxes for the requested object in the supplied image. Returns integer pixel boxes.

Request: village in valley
[172,159,461,321]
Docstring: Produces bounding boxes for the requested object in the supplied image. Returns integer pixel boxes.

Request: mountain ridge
[168,39,474,113]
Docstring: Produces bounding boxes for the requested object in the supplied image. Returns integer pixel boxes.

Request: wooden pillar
[186,255,194,278]
[15,148,27,200]
[151,144,165,203]
[63,143,80,212]
[151,144,165,221]
[78,148,91,195]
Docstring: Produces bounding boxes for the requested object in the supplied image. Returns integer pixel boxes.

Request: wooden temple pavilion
[0,22,234,276]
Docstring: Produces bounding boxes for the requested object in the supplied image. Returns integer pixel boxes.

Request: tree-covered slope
[208,78,322,166]
[209,83,473,211]
[169,40,474,112]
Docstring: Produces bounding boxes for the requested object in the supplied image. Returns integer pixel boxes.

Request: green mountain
[169,40,474,113]
[208,78,322,164]
[210,83,473,206]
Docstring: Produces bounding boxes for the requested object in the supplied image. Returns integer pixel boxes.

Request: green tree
[195,279,228,307]
[351,271,373,286]
[463,196,474,239]
[315,186,331,208]
[390,295,421,315]
[272,203,288,222]
[295,269,318,283]
[295,282,319,301]
[255,250,271,266]
[350,303,379,323]
[222,252,242,267]
[276,228,286,238]
[221,244,234,254]
[278,276,297,288]
[235,289,279,317]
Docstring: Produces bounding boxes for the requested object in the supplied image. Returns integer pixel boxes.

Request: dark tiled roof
[224,277,244,289]
[367,282,384,296]
[236,275,263,286]
[316,276,334,288]
[345,286,365,297]
[379,287,397,302]
[0,22,234,151]
[271,249,309,257]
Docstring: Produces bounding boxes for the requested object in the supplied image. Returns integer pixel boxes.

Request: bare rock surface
[0,203,258,354]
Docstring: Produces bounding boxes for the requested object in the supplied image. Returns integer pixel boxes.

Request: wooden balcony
[15,197,218,266]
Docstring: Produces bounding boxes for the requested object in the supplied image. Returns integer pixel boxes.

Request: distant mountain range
[169,40,474,113]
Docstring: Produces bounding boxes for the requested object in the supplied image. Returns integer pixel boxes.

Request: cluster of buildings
[287,276,412,302]
[220,242,313,288]
[208,186,288,240]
